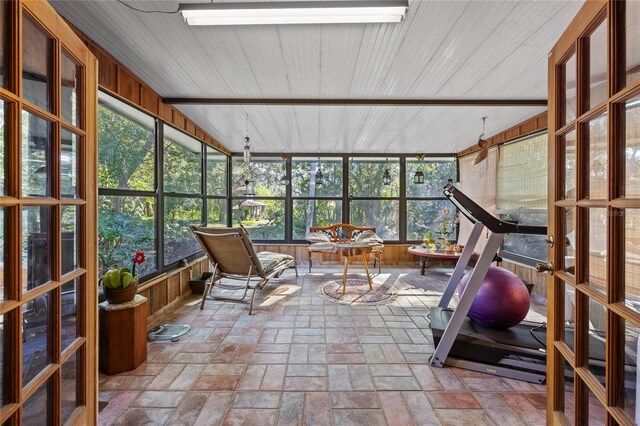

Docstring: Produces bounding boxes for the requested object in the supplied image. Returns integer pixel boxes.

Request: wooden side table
[333,243,375,294]
[99,294,148,375]
[407,246,461,275]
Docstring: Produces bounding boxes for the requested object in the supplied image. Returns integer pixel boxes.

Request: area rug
[394,269,454,294]
[317,279,396,306]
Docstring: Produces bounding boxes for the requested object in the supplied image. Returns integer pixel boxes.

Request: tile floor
[98,267,551,426]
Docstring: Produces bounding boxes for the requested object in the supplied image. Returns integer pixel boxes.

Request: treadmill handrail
[443,183,547,235]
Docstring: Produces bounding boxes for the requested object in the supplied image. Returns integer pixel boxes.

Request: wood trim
[456,111,548,157]
[163,97,548,107]
[62,22,231,156]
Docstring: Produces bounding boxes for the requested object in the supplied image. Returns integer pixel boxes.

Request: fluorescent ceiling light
[179,1,409,26]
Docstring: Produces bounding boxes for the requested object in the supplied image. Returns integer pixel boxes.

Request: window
[292,157,342,240]
[497,132,548,263]
[349,157,400,240]
[231,156,285,241]
[405,157,457,241]
[98,94,157,276]
[206,147,228,227]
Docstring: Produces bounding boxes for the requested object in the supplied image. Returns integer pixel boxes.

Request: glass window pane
[563,207,577,277]
[624,96,640,198]
[60,352,82,424]
[292,157,343,198]
[98,97,155,191]
[21,110,52,197]
[623,319,639,421]
[62,278,79,351]
[22,376,51,425]
[61,351,80,423]
[98,196,156,277]
[587,298,607,388]
[61,129,78,198]
[61,52,80,127]
[22,15,52,111]
[164,126,201,194]
[293,199,342,240]
[564,53,577,125]
[207,148,227,196]
[625,209,640,313]
[206,198,227,227]
[164,197,202,265]
[588,20,607,109]
[62,206,78,275]
[588,113,608,200]
[406,158,456,198]
[498,212,548,262]
[627,0,640,87]
[349,157,399,198]
[0,0,9,89]
[22,206,51,292]
[22,291,51,386]
[0,100,6,195]
[232,198,285,241]
[0,313,5,405]
[406,200,455,242]
[350,200,399,240]
[232,157,285,198]
[587,208,607,295]
[0,208,3,302]
[562,130,577,200]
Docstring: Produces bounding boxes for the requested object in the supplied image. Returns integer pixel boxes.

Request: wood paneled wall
[64,22,230,155]
[253,244,420,264]
[457,111,548,157]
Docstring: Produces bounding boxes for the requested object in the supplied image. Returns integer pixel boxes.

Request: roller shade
[497,133,548,213]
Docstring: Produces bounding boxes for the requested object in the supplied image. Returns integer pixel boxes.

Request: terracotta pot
[104,283,137,304]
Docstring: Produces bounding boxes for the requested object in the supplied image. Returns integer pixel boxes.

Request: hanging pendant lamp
[413,153,425,184]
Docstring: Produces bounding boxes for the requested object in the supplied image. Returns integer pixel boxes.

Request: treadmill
[428,183,626,384]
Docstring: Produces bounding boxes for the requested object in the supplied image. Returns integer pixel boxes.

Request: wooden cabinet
[99,295,148,375]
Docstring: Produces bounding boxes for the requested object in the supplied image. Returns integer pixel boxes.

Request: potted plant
[423,230,435,249]
[101,251,145,304]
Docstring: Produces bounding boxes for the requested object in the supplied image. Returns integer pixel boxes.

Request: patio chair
[190,226,298,314]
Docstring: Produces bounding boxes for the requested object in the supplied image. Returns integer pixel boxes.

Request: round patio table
[407,245,461,275]
[333,243,375,294]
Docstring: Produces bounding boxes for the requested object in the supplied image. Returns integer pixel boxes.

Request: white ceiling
[52,0,583,153]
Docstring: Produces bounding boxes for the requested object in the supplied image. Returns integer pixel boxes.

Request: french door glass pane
[587,208,607,295]
[0,313,4,405]
[206,148,227,196]
[406,199,453,241]
[349,157,399,197]
[0,0,8,88]
[588,20,607,109]
[350,200,399,240]
[292,199,342,240]
[164,196,203,264]
[231,198,285,241]
[625,96,640,198]
[164,126,202,194]
[405,158,456,198]
[625,209,640,313]
[61,351,79,423]
[586,387,606,425]
[22,376,51,424]
[61,278,78,351]
[562,130,577,200]
[97,99,155,191]
[292,157,343,197]
[563,381,576,425]
[21,110,52,197]
[61,129,78,198]
[564,54,577,125]
[623,319,639,421]
[0,207,3,302]
[588,113,608,200]
[61,52,80,127]
[22,206,52,292]
[563,207,577,276]
[626,0,640,87]
[0,99,5,195]
[98,195,156,276]
[206,198,227,227]
[22,15,52,112]
[563,283,576,350]
[587,298,608,389]
[61,206,78,275]
[22,291,51,386]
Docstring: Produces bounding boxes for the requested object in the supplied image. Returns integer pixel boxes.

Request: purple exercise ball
[458,266,530,329]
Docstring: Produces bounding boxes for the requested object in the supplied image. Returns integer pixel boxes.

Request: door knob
[545,235,554,247]
[535,262,554,275]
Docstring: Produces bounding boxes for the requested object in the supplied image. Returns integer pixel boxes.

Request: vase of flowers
[102,251,146,304]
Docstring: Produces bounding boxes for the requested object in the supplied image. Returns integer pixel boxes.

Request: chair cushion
[257,251,295,273]
[306,231,332,243]
[308,242,336,252]
[354,230,384,244]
